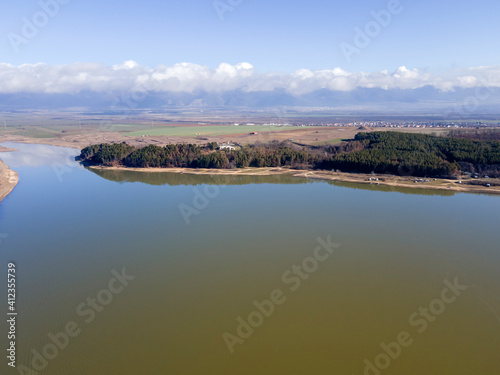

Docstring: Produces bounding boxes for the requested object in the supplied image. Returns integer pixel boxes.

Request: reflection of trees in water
[87,168,308,186]
[87,167,458,196]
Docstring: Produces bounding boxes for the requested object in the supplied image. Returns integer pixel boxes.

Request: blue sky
[1,0,499,74]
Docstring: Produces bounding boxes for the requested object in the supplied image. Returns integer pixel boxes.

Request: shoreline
[89,165,500,195]
[0,146,20,203]
[0,159,19,203]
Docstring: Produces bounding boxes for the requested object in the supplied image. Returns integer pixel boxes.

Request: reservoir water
[1,142,499,375]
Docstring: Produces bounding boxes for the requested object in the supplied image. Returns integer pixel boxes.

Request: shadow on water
[87,166,458,196]
[86,167,309,186]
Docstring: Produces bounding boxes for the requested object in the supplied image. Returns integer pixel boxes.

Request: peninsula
[80,132,500,194]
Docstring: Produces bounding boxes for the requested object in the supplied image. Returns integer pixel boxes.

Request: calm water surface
[1,142,499,375]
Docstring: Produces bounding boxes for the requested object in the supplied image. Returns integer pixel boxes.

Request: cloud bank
[0,61,500,95]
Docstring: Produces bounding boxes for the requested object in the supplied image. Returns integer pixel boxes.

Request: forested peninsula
[79,132,500,179]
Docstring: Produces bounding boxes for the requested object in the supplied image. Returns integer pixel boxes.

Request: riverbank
[0,146,19,203]
[89,165,500,195]
[0,159,19,203]
[0,145,18,153]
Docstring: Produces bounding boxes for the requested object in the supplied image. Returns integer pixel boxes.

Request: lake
[1,142,499,375]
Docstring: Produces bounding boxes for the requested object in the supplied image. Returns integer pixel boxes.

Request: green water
[1,142,499,375]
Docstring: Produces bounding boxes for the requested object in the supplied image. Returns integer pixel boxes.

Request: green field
[11,127,59,138]
[125,125,306,137]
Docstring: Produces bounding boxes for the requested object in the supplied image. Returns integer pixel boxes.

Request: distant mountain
[1,87,499,117]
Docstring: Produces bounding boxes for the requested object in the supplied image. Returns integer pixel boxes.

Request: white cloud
[0,61,499,95]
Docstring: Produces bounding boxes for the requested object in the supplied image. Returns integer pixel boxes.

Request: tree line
[447,128,500,142]
[79,132,500,178]
[79,142,318,170]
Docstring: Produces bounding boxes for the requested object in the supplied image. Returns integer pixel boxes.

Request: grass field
[11,127,60,138]
[125,125,306,137]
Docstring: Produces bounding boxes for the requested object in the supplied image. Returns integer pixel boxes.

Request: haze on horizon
[1,0,499,113]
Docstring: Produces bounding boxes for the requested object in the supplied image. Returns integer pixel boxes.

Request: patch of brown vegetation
[0,126,448,150]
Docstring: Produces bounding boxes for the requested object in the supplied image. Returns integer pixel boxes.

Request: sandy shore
[298,171,500,195]
[89,166,500,195]
[0,146,19,203]
[0,145,18,153]
[0,159,19,203]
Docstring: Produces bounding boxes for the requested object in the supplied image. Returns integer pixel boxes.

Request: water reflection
[88,167,310,186]
[0,142,477,197]
[0,142,80,168]
[89,166,458,196]
[0,142,498,375]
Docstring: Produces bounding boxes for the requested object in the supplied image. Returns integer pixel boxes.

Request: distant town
[241,121,500,129]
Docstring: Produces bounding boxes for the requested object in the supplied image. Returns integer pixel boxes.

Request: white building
[218,142,237,151]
